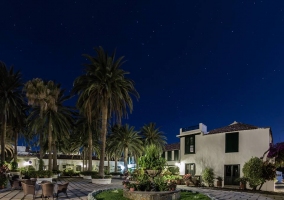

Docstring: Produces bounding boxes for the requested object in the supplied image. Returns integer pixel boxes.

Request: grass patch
[94,189,210,200]
[180,190,210,199]
[95,189,128,200]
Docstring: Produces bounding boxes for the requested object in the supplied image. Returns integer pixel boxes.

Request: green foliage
[243,157,264,190]
[10,161,18,171]
[95,189,129,200]
[153,175,167,191]
[92,174,112,179]
[202,168,214,187]
[167,166,179,175]
[62,169,75,177]
[110,172,121,176]
[262,161,276,181]
[94,189,211,200]
[138,144,166,170]
[38,159,44,171]
[235,177,248,184]
[80,171,98,176]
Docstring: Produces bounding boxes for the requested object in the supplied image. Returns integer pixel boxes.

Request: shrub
[80,171,98,176]
[110,172,122,176]
[138,144,166,170]
[168,166,179,175]
[202,168,214,187]
[11,161,18,171]
[243,157,264,190]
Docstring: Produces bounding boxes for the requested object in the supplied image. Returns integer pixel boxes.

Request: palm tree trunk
[107,155,110,173]
[1,114,7,163]
[114,155,117,173]
[39,131,44,160]
[99,104,108,177]
[82,150,85,171]
[48,117,52,170]
[124,147,128,172]
[52,140,57,170]
[14,130,18,162]
[88,125,92,171]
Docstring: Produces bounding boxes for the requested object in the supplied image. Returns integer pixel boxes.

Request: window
[185,135,195,154]
[167,151,172,161]
[185,163,195,175]
[174,150,179,161]
[161,152,165,159]
[225,132,239,153]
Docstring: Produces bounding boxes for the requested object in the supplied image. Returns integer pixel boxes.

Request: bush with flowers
[0,164,9,188]
[183,173,192,181]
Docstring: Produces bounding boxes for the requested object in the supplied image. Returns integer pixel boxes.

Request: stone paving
[0,177,284,200]
[178,185,284,200]
[0,177,123,200]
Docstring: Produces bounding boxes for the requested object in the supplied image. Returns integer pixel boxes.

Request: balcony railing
[181,125,199,132]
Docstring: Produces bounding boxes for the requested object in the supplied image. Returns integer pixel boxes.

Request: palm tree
[73,46,139,176]
[141,122,167,151]
[0,61,24,163]
[24,78,60,170]
[109,124,143,171]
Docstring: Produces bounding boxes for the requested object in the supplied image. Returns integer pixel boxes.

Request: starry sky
[1,1,284,145]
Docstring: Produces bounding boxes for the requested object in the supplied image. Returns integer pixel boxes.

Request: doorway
[224,165,240,185]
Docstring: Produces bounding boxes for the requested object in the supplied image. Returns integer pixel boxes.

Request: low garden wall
[123,189,181,200]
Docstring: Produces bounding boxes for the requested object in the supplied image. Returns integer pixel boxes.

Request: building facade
[166,121,274,191]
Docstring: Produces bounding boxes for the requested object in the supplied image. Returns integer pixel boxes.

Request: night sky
[1,1,284,145]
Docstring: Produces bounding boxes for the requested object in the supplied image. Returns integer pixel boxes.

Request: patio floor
[0,177,123,200]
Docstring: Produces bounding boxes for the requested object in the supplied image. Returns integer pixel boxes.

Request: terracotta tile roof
[208,121,259,134]
[165,143,180,151]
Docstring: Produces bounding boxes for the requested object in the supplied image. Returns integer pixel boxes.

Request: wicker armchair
[56,182,69,197]
[41,183,55,200]
[24,179,37,185]
[22,182,36,200]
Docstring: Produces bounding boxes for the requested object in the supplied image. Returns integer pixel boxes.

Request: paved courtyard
[0,177,284,200]
[0,177,123,200]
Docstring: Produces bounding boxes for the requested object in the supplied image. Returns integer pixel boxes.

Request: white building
[165,121,274,191]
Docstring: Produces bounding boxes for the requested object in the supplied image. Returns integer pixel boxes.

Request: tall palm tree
[73,46,139,176]
[109,124,143,171]
[24,78,60,170]
[141,122,167,151]
[0,61,24,163]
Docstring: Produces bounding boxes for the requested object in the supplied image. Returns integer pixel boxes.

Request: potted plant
[183,174,192,186]
[91,174,112,184]
[215,176,223,187]
[202,168,215,187]
[79,171,96,179]
[122,180,130,188]
[138,144,166,176]
[235,177,248,190]
[128,183,136,191]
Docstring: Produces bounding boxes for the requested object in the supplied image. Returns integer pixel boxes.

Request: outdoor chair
[22,182,36,200]
[24,179,37,185]
[56,182,69,197]
[41,183,55,200]
[9,179,21,190]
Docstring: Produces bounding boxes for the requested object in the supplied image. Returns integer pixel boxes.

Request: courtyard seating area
[0,177,123,200]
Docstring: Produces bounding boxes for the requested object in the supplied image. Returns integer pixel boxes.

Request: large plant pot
[83,175,92,179]
[91,178,112,184]
[240,182,246,190]
[216,180,222,187]
[36,178,52,184]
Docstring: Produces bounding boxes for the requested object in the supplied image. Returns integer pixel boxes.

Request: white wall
[179,128,271,179]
